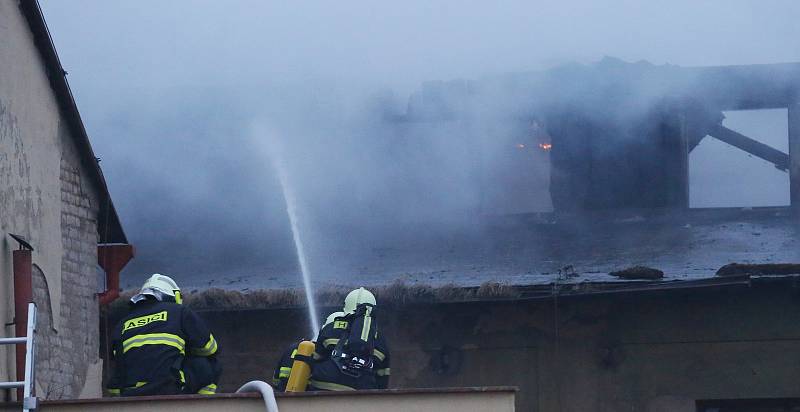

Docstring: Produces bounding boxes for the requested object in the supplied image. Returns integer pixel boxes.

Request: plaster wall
[0,0,102,399]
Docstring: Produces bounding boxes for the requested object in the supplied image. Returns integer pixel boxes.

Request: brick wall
[29,153,100,399]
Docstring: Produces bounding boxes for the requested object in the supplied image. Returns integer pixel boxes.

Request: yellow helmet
[343,287,376,314]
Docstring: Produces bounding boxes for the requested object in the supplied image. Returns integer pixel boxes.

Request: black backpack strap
[332,304,378,378]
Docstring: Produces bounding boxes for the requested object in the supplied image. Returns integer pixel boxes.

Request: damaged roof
[404,57,800,121]
[111,272,800,315]
[169,207,800,298]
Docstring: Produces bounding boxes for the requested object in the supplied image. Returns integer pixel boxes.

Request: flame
[539,143,552,151]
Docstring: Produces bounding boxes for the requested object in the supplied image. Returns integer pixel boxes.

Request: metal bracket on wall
[8,234,34,251]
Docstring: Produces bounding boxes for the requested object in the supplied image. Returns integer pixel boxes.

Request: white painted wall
[0,0,101,392]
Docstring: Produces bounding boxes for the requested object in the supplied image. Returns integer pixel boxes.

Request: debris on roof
[476,282,523,299]
[107,270,800,318]
[107,281,517,318]
[716,263,800,277]
[610,266,665,280]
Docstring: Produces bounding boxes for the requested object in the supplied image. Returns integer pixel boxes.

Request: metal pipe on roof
[12,249,32,401]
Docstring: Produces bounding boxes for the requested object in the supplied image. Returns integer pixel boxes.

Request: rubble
[106,281,520,319]
[716,263,800,277]
[609,266,664,280]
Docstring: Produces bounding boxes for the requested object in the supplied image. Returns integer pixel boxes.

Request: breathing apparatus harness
[331,303,377,378]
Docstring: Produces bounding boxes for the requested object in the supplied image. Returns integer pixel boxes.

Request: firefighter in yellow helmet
[272,311,344,390]
[309,287,391,391]
[107,274,221,396]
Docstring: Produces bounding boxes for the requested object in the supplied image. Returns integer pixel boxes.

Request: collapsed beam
[688,135,705,153]
[707,124,789,172]
[790,103,799,211]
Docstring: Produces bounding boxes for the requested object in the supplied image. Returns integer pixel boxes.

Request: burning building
[4,0,800,409]
[405,57,800,214]
[148,59,800,412]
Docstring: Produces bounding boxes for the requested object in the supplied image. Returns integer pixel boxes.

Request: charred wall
[197,283,800,411]
[544,99,724,212]
[405,59,800,214]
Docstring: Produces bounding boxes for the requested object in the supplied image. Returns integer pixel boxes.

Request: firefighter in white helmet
[309,287,391,391]
[107,274,221,396]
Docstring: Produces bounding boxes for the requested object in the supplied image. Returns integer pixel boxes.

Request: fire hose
[236,380,279,412]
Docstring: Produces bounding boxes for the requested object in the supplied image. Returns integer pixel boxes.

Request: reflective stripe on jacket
[108,299,218,394]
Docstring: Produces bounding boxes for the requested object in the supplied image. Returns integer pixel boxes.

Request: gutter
[17,0,127,243]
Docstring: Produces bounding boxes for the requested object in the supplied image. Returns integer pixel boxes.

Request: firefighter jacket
[272,343,300,391]
[107,299,219,396]
[309,315,390,391]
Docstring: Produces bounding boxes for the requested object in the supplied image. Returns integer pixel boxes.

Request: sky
[39,1,800,288]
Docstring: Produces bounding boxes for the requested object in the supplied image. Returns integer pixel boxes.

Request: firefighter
[272,311,344,390]
[107,274,221,396]
[309,288,390,391]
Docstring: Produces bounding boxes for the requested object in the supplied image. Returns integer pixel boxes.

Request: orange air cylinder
[285,340,315,392]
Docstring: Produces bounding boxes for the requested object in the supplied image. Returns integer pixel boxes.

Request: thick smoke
[39,1,800,288]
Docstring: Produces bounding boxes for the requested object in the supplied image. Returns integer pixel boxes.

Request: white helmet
[323,311,345,327]
[131,273,180,303]
[343,287,376,314]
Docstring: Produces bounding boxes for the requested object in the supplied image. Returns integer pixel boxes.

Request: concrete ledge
[0,387,517,412]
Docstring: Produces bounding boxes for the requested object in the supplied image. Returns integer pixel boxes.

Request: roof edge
[106,275,800,317]
[18,0,127,243]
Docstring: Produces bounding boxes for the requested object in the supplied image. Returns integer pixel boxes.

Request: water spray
[269,143,320,338]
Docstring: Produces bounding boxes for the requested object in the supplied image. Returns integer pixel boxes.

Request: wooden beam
[707,124,790,172]
[790,102,800,212]
[676,112,690,209]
